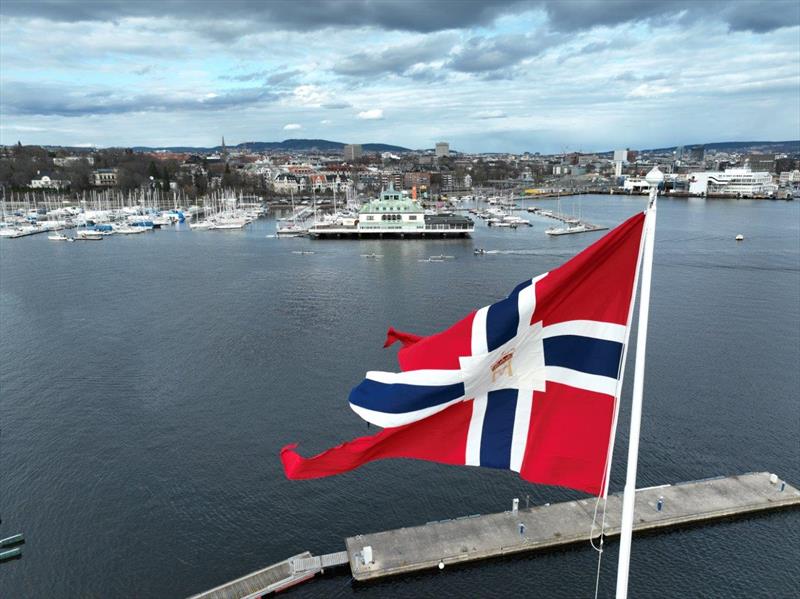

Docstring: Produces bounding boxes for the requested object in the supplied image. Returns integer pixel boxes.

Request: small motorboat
[48,233,73,242]
[76,230,104,240]
[735,234,744,241]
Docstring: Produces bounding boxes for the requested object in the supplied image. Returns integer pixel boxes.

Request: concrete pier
[187,473,799,596]
[345,472,800,581]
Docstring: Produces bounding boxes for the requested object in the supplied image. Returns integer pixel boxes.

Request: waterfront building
[435,142,450,158]
[92,168,118,187]
[778,170,800,184]
[307,184,474,238]
[622,176,652,193]
[688,168,775,197]
[343,144,363,161]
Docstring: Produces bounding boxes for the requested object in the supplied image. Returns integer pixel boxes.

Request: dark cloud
[1,81,279,116]
[557,38,634,63]
[0,0,524,33]
[448,33,560,73]
[220,68,302,84]
[542,1,800,34]
[334,35,452,76]
[221,70,270,82]
[612,71,669,83]
[1,0,796,34]
[267,69,302,85]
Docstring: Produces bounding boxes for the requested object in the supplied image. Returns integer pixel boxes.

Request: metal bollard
[780,481,786,492]
[656,496,664,512]
[519,522,525,536]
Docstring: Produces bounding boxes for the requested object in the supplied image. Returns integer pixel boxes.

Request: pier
[527,206,608,233]
[188,551,349,599]
[188,472,799,596]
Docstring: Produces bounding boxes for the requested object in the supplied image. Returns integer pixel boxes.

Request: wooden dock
[345,472,800,581]
[188,473,799,596]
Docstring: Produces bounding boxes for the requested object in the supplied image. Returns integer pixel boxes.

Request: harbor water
[1,196,798,597]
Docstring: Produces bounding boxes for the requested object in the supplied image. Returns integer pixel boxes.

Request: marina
[2,196,798,598]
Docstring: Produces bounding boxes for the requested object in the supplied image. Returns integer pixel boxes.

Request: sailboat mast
[615,167,661,599]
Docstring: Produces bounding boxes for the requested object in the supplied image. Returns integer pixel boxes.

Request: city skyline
[1,0,799,153]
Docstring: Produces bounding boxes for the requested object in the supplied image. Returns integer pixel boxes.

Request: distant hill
[129,138,411,153]
[638,140,800,154]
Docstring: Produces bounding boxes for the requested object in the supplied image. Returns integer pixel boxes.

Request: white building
[92,168,118,187]
[30,172,66,189]
[622,176,651,193]
[273,172,305,193]
[778,170,800,184]
[688,168,775,197]
[435,142,450,158]
[54,155,94,167]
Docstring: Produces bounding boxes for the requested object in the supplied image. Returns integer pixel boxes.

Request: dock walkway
[188,550,346,599]
[345,472,800,581]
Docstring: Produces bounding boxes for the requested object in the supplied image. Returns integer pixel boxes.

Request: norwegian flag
[281,212,645,495]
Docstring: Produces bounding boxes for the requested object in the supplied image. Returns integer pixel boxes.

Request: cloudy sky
[1,0,798,152]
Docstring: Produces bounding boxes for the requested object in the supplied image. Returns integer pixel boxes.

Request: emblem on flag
[281,212,646,496]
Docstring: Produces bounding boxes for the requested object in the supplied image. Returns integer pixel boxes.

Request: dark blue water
[1,196,798,598]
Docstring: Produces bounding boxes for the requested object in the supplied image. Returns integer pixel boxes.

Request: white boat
[210,219,247,230]
[76,230,104,240]
[48,233,73,241]
[115,225,148,234]
[189,220,214,230]
[276,224,307,237]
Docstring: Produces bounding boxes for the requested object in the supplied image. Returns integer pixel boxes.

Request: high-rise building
[748,154,776,173]
[435,142,450,157]
[343,144,363,161]
[689,145,705,162]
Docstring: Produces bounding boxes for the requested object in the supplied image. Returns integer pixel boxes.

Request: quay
[188,472,799,597]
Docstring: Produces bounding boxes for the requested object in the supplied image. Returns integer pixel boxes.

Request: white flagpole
[615,166,662,599]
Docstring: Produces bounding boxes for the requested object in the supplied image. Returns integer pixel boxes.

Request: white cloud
[320,119,332,124]
[291,84,330,107]
[357,108,384,120]
[627,83,676,98]
[283,123,302,130]
[473,109,507,119]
